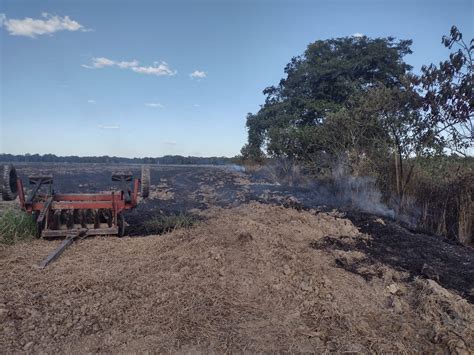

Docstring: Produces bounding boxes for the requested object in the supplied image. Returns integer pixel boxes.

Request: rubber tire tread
[1,164,18,201]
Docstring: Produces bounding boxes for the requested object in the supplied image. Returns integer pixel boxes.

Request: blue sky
[1,0,472,158]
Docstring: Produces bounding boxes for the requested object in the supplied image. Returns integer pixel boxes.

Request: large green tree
[242,36,414,161]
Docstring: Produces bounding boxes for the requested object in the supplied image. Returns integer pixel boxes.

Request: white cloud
[82,57,115,69]
[193,104,201,107]
[0,12,89,37]
[83,57,177,76]
[98,124,120,130]
[145,102,163,108]
[190,70,207,79]
[164,140,177,146]
[87,99,96,104]
[132,62,177,76]
[117,60,139,69]
[352,33,364,38]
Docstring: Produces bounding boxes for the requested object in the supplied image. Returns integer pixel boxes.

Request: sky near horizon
[0,0,472,158]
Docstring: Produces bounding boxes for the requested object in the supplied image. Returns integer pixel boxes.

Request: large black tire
[141,165,150,198]
[1,164,18,201]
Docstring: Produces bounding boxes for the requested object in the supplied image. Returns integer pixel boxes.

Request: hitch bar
[38,229,87,269]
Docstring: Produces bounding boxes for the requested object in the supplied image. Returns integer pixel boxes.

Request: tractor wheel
[1,164,18,201]
[117,213,126,237]
[141,165,150,198]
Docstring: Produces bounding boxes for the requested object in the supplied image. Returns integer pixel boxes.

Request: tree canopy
[242,36,414,161]
[418,26,473,155]
[242,28,473,163]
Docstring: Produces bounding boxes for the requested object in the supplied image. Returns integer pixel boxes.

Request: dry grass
[405,167,473,244]
[411,278,474,351]
[0,203,472,353]
[341,155,473,244]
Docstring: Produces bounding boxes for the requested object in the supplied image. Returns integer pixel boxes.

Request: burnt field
[10,162,341,233]
[6,162,474,301]
[1,162,473,353]
[11,162,331,208]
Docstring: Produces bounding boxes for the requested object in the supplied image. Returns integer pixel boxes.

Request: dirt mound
[1,203,473,353]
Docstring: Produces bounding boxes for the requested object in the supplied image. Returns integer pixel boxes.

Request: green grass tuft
[142,213,196,235]
[0,209,36,244]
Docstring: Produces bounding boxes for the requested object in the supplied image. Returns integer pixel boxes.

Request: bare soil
[0,163,473,353]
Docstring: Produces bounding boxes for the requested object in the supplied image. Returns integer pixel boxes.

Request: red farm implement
[0,164,150,267]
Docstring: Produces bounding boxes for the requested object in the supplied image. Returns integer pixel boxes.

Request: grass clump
[0,209,36,244]
[142,213,197,235]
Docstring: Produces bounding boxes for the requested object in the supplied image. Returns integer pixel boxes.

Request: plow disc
[39,208,123,238]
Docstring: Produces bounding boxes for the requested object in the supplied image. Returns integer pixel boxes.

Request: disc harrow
[0,164,151,267]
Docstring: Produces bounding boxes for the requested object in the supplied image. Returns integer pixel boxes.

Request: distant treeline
[0,153,234,165]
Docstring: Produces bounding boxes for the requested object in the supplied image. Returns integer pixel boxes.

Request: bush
[0,209,36,244]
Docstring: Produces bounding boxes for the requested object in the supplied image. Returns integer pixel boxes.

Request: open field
[0,163,473,352]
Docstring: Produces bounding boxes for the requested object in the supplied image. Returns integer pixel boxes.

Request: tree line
[0,153,234,166]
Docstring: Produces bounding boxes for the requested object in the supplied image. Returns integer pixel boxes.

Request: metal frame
[16,175,140,238]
